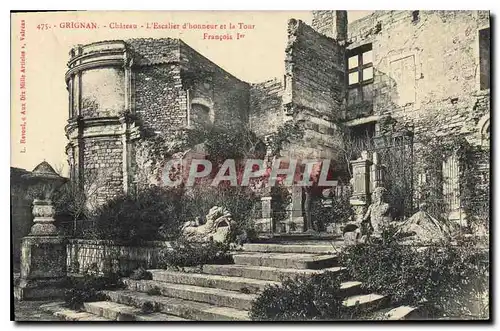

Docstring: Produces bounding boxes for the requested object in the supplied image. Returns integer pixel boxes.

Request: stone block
[149,270,275,294]
[20,236,67,280]
[16,236,68,300]
[232,252,339,270]
[104,289,250,321]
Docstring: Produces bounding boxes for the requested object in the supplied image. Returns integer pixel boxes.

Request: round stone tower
[65,41,139,206]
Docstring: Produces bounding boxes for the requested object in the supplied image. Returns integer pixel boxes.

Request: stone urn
[21,161,67,235]
[15,161,68,300]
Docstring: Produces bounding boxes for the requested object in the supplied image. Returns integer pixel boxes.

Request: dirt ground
[12,299,60,322]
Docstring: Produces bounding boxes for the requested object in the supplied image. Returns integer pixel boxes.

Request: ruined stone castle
[64,10,490,227]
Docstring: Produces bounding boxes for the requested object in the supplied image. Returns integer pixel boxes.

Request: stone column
[350,154,373,223]
[289,186,304,233]
[371,152,386,191]
[15,162,68,301]
[254,195,273,233]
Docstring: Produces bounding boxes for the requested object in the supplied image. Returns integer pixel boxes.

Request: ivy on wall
[413,134,489,231]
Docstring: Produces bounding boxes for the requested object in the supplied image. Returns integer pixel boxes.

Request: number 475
[37,23,50,30]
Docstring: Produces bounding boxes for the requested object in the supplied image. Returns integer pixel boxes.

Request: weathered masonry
[337,10,491,223]
[65,11,490,225]
[65,39,249,205]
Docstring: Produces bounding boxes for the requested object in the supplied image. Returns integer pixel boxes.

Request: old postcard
[11,10,490,322]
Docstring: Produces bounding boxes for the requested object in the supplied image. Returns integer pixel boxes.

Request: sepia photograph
[10,9,491,322]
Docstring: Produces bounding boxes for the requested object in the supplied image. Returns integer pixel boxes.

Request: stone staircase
[40,243,419,321]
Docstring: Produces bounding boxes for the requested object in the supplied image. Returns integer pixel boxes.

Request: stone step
[264,240,345,246]
[360,305,422,320]
[149,269,362,297]
[242,243,340,254]
[135,312,191,321]
[339,281,365,298]
[343,293,389,312]
[83,301,188,321]
[103,289,250,321]
[39,302,111,321]
[232,252,339,269]
[255,233,343,242]
[383,306,420,320]
[202,264,347,282]
[149,269,277,294]
[122,278,256,310]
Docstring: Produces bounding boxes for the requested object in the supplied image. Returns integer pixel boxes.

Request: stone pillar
[289,186,304,233]
[371,152,386,191]
[254,195,273,233]
[350,154,373,223]
[321,188,334,208]
[15,162,68,301]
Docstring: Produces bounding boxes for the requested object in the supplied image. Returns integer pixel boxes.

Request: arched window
[191,103,211,125]
[188,98,215,126]
[478,114,490,147]
[481,121,490,146]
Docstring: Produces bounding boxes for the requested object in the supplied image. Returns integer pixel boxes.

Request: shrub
[250,271,349,321]
[140,301,160,314]
[339,239,489,318]
[158,240,233,269]
[129,267,152,280]
[85,186,185,243]
[146,286,162,296]
[64,288,107,311]
[310,194,354,232]
[64,273,124,310]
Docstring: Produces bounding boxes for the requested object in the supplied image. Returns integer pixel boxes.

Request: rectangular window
[346,44,374,116]
[363,67,373,81]
[348,72,359,85]
[479,28,490,90]
[347,44,374,87]
[348,56,358,69]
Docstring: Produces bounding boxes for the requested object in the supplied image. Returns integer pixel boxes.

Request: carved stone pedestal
[15,235,68,300]
[15,162,68,300]
[288,186,304,233]
[350,199,368,223]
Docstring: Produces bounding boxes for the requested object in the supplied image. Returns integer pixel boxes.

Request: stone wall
[345,10,490,145]
[127,38,186,135]
[285,19,345,118]
[125,38,252,190]
[249,79,284,137]
[82,136,123,204]
[133,63,184,134]
[127,38,180,66]
[67,239,173,275]
[302,10,491,223]
[283,19,345,160]
[80,68,125,118]
[11,167,33,269]
[312,10,348,41]
[127,38,250,132]
[180,41,250,127]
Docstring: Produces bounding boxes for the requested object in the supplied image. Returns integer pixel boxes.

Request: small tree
[50,165,115,236]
